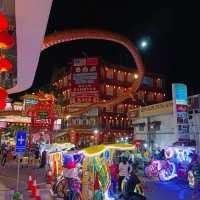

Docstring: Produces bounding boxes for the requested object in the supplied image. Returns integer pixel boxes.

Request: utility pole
[147,116,151,151]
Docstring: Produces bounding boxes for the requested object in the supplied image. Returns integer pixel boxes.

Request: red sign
[86,57,98,66]
[29,101,57,131]
[176,105,188,112]
[71,57,99,104]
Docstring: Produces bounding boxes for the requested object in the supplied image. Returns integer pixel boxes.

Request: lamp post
[147,116,154,152]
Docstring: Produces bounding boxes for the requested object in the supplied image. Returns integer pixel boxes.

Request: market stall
[80,144,136,200]
[47,143,75,177]
[49,143,144,199]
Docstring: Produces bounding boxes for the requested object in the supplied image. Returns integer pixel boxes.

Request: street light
[133,73,138,79]
[66,115,71,120]
[93,129,99,134]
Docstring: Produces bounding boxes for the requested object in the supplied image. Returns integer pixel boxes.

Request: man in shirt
[119,157,132,192]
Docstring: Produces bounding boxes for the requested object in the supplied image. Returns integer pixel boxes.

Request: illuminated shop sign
[172,83,189,139]
[174,84,187,105]
[25,99,38,105]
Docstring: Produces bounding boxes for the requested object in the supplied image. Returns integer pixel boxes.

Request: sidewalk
[0,160,53,199]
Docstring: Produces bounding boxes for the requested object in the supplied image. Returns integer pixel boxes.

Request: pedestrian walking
[33,146,40,168]
[40,150,47,168]
[192,157,200,199]
[118,157,132,192]
[109,158,119,194]
[1,148,8,167]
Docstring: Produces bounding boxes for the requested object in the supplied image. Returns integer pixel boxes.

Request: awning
[132,122,145,126]
[150,121,161,125]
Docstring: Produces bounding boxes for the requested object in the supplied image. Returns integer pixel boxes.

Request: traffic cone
[47,170,53,185]
[35,189,41,200]
[27,175,33,190]
[31,179,37,197]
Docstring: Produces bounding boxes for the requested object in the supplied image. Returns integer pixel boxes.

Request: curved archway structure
[43,29,145,116]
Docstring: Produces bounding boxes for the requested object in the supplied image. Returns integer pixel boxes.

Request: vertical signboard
[70,57,100,104]
[16,131,27,154]
[172,83,189,139]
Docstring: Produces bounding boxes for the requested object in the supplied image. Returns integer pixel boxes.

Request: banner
[70,57,99,104]
[172,83,189,139]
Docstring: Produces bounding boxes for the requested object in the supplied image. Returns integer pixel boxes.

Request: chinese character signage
[71,57,99,104]
[172,83,189,139]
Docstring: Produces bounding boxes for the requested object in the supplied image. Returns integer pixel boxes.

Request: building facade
[50,57,168,147]
[128,94,200,151]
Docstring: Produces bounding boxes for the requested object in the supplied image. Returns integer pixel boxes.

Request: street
[0,159,199,200]
[144,177,199,200]
[0,159,52,200]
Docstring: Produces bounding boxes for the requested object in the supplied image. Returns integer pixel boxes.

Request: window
[147,92,154,102]
[101,68,105,79]
[154,124,160,131]
[106,68,113,79]
[156,93,163,102]
[139,124,144,131]
[142,76,153,87]
[117,104,124,113]
[127,73,133,82]
[156,78,162,89]
[100,85,105,94]
[106,85,113,96]
[106,105,113,112]
[117,87,124,96]
[138,91,145,101]
[188,110,193,114]
[117,71,124,81]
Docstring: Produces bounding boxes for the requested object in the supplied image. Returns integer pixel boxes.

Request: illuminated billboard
[172,83,189,139]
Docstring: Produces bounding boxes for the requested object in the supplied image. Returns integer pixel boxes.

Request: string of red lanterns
[0,87,8,110]
[0,13,9,32]
[0,13,14,109]
[0,56,13,72]
[0,32,15,49]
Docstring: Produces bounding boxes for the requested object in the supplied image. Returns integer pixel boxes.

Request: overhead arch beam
[42,29,145,116]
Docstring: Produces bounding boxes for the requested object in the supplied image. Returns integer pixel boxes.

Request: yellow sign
[140,101,173,117]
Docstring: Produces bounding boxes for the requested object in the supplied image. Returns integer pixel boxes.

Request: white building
[128,94,200,150]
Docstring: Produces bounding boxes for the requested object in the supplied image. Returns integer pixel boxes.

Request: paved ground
[0,159,52,200]
[143,176,200,200]
[1,159,200,200]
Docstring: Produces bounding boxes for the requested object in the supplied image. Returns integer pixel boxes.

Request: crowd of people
[1,141,200,199]
[0,143,15,167]
[0,143,47,169]
[109,153,146,199]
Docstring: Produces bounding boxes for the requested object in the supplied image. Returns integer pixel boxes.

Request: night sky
[11,1,199,99]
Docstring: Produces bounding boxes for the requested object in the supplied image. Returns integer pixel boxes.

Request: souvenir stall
[80,144,136,200]
[47,143,75,177]
[49,144,138,199]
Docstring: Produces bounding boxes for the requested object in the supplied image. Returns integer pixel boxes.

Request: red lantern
[0,101,6,110]
[0,57,13,72]
[0,13,9,32]
[0,87,8,100]
[0,32,15,49]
